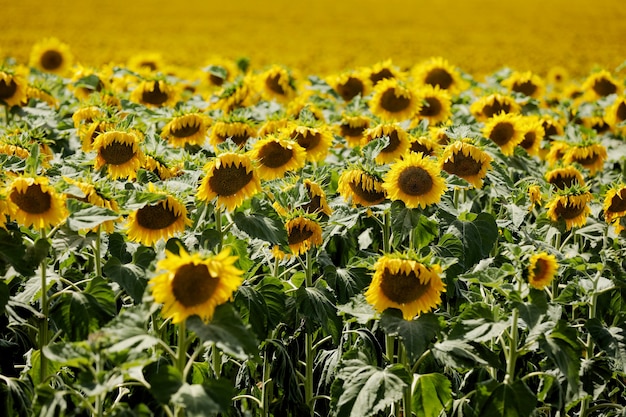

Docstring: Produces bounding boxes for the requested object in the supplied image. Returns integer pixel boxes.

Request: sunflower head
[545,185,593,231]
[29,37,74,75]
[545,165,585,190]
[365,252,446,320]
[518,116,545,156]
[411,57,466,95]
[299,179,332,216]
[337,113,372,147]
[501,71,545,99]
[337,168,387,207]
[562,140,607,176]
[581,69,620,100]
[482,113,525,156]
[257,65,298,103]
[286,123,333,162]
[412,84,452,126]
[369,78,420,122]
[127,52,166,74]
[161,112,211,148]
[604,96,626,134]
[249,134,306,181]
[210,116,258,148]
[603,184,626,225]
[6,176,68,229]
[470,93,520,122]
[327,70,371,102]
[201,56,240,89]
[212,75,253,113]
[130,79,178,108]
[527,252,558,290]
[0,69,28,107]
[367,59,402,85]
[150,247,244,324]
[408,135,441,157]
[440,139,492,189]
[285,214,323,255]
[363,123,411,165]
[93,130,145,180]
[63,177,120,233]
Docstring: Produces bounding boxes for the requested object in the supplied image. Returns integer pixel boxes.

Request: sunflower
[363,123,411,165]
[258,115,291,137]
[327,70,371,102]
[300,179,332,216]
[285,215,323,255]
[286,123,333,162]
[80,119,116,152]
[126,185,191,246]
[210,118,258,148]
[130,79,178,108]
[127,52,166,74]
[150,247,244,324]
[581,70,620,100]
[257,65,298,103]
[365,253,446,320]
[369,78,420,122]
[603,185,626,233]
[337,114,372,147]
[411,57,466,95]
[412,85,452,126]
[212,75,253,113]
[518,116,545,156]
[70,64,110,100]
[367,59,402,85]
[545,166,585,190]
[546,186,593,231]
[562,141,607,176]
[337,168,386,207]
[29,37,74,75]
[24,84,58,108]
[64,177,120,233]
[93,130,145,180]
[543,140,570,166]
[540,114,565,142]
[482,113,525,156]
[72,106,105,129]
[470,93,520,122]
[528,185,543,211]
[286,95,326,122]
[383,151,446,209]
[161,112,211,148]
[440,139,492,189]
[0,70,28,107]
[143,155,182,180]
[201,56,240,89]
[408,135,441,157]
[197,152,261,212]
[546,66,569,88]
[248,134,306,180]
[428,125,452,146]
[501,71,545,99]
[527,252,558,290]
[6,176,68,229]
[604,96,626,135]
[580,115,611,135]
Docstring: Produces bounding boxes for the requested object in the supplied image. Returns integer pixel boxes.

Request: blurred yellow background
[2,0,625,78]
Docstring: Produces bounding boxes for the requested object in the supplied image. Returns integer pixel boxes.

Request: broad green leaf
[413,215,439,250]
[170,381,234,417]
[337,294,377,325]
[133,245,156,270]
[411,373,452,417]
[25,238,51,270]
[323,265,370,305]
[538,320,582,398]
[449,303,507,343]
[143,361,182,403]
[331,355,410,417]
[585,318,626,373]
[0,227,38,276]
[51,291,93,341]
[65,203,119,232]
[233,211,287,245]
[235,275,286,340]
[446,212,498,272]
[380,309,440,362]
[296,279,342,342]
[580,357,613,400]
[0,375,32,417]
[43,342,92,368]
[85,276,117,318]
[473,380,536,417]
[187,304,259,359]
[103,257,148,304]
[107,232,132,264]
[431,339,491,369]
[74,73,102,90]
[390,201,421,245]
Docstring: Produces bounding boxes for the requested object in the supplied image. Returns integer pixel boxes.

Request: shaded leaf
[446,212,498,272]
[65,202,119,232]
[585,318,626,373]
[538,320,582,398]
[103,257,147,304]
[296,279,342,342]
[170,381,234,417]
[233,211,287,245]
[43,342,92,368]
[412,373,452,417]
[143,361,182,403]
[473,380,536,417]
[380,309,440,362]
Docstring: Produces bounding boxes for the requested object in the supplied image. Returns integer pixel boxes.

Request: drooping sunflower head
[257,65,298,103]
[93,130,145,180]
[412,84,452,126]
[150,247,244,324]
[603,184,626,225]
[211,75,253,113]
[0,69,28,107]
[63,177,120,233]
[285,215,323,256]
[408,135,441,157]
[527,252,558,290]
[130,79,178,108]
[411,57,467,95]
[126,185,191,246]
[527,184,543,211]
[197,152,261,212]
[258,113,291,137]
[337,168,387,207]
[363,123,411,165]
[286,123,334,162]
[604,96,626,135]
[482,112,525,156]
[248,134,306,180]
[545,185,593,231]
[383,151,446,209]
[70,64,111,100]
[365,253,446,320]
[210,117,258,148]
[545,165,585,190]
[24,83,59,108]
[127,52,166,74]
[72,105,105,129]
[336,113,372,147]
[562,140,607,176]
[369,78,420,122]
[440,139,493,189]
[470,93,520,122]
[539,114,565,142]
[143,155,183,181]
[286,94,326,123]
[29,37,74,76]
[501,71,545,99]
[367,59,402,86]
[581,69,620,100]
[161,112,211,148]
[298,179,332,216]
[518,115,546,156]
[327,69,371,102]
[6,175,68,229]
[200,56,240,89]
[580,115,611,135]
[543,140,570,166]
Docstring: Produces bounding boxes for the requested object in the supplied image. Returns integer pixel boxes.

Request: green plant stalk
[304,249,315,417]
[261,344,272,417]
[580,275,599,417]
[383,210,391,253]
[177,320,187,377]
[399,342,412,417]
[95,225,102,277]
[215,206,223,252]
[95,353,104,417]
[504,306,519,384]
[39,245,49,383]
[212,342,221,378]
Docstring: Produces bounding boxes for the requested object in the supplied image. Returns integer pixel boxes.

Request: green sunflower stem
[580,272,599,417]
[504,306,519,384]
[304,249,315,417]
[399,340,412,417]
[94,225,102,277]
[39,256,49,383]
[212,342,221,379]
[382,210,391,253]
[177,319,187,378]
[215,206,223,252]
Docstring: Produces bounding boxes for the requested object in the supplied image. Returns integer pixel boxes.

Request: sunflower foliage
[1,48,626,417]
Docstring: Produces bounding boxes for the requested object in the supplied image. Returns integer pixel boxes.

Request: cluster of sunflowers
[1,37,626,416]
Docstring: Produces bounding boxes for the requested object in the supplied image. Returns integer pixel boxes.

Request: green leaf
[103,257,148,304]
[43,342,92,368]
[330,354,411,417]
[74,73,102,90]
[411,373,452,417]
[170,381,234,417]
[85,275,117,318]
[0,227,38,276]
[235,275,286,340]
[390,202,421,246]
[51,291,93,340]
[107,232,132,264]
[65,202,119,232]
[143,361,182,403]
[473,380,536,417]
[324,265,370,305]
[538,320,582,398]
[449,303,508,343]
[233,211,287,245]
[585,318,626,373]
[413,215,439,250]
[445,212,498,272]
[431,339,491,369]
[0,281,9,316]
[187,304,259,360]
[380,309,440,362]
[296,279,342,342]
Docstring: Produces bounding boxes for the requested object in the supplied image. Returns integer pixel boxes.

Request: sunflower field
[1,1,626,416]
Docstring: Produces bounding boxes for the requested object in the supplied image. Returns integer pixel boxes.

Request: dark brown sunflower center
[10,184,52,214]
[616,102,626,122]
[172,263,219,308]
[410,141,434,156]
[340,123,367,138]
[482,100,511,118]
[542,123,558,139]
[489,122,514,146]
[291,130,321,151]
[572,152,600,166]
[591,121,610,134]
[555,200,587,220]
[419,96,443,117]
[0,78,17,99]
[258,141,293,168]
[593,78,617,97]
[608,190,626,213]
[170,121,201,138]
[208,163,253,196]
[520,132,536,149]
[549,173,579,190]
[349,178,385,204]
[40,50,63,71]
[425,68,453,90]
[532,258,549,279]
[512,81,537,97]
[142,82,169,106]
[442,152,482,176]
[380,268,430,304]
[370,68,394,84]
[398,166,433,196]
[301,195,323,214]
[337,77,364,101]
[140,61,157,71]
[288,224,313,245]
[209,74,226,86]
[380,89,411,113]
[136,202,179,230]
[266,74,286,95]
[99,141,136,165]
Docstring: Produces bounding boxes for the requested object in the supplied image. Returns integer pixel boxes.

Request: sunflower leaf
[143,360,182,404]
[0,227,38,276]
[445,212,498,273]
[170,381,234,417]
[411,373,453,417]
[296,279,342,343]
[473,379,536,417]
[102,258,148,304]
[380,309,440,362]
[233,211,287,245]
[66,202,119,232]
